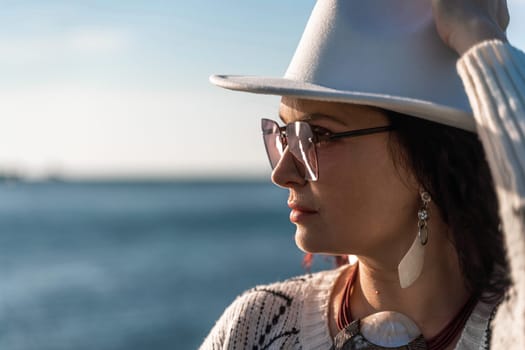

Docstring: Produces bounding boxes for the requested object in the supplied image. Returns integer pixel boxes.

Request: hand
[431,0,510,55]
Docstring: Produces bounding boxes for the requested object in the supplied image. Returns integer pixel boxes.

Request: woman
[201,0,525,349]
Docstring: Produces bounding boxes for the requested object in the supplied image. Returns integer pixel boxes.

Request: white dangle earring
[398,191,431,288]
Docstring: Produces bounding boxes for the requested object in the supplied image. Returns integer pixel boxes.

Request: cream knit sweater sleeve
[457,40,525,349]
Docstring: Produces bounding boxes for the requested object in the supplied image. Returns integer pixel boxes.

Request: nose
[271,146,307,189]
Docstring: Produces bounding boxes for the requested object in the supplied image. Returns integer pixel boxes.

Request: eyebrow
[279,113,347,127]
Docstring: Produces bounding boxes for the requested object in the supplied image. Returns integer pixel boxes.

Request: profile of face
[273,97,421,262]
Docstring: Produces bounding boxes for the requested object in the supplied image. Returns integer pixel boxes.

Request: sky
[0,0,524,180]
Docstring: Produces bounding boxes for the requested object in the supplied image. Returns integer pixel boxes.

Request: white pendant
[397,234,425,288]
[360,311,422,347]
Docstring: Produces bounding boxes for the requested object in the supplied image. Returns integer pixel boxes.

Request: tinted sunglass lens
[261,119,284,169]
[261,119,319,181]
[287,122,318,181]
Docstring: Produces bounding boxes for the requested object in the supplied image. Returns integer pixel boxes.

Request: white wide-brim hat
[210,0,476,132]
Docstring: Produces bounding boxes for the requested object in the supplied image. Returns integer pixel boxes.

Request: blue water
[0,181,335,350]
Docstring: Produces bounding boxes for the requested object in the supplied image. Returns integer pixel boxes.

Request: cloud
[0,28,131,65]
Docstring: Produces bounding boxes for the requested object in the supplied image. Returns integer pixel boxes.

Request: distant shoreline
[0,177,273,185]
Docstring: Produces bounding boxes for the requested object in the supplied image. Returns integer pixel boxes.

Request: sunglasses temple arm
[330,125,395,140]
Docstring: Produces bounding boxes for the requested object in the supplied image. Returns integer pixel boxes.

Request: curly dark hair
[386,110,510,302]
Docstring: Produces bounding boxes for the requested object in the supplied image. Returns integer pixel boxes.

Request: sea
[0,180,335,350]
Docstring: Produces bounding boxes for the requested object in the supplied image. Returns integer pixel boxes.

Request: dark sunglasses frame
[262,118,396,147]
[261,118,396,181]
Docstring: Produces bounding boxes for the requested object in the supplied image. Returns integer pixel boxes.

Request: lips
[288,200,318,223]
[287,202,317,213]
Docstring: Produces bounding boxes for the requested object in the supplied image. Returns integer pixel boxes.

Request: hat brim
[210,74,476,132]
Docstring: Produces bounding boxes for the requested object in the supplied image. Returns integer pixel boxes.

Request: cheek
[313,144,380,228]
[313,139,416,251]
[316,138,395,202]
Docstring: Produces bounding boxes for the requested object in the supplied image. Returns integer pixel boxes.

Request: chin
[294,227,334,254]
[295,226,358,256]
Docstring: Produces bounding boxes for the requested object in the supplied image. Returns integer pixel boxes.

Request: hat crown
[284,0,469,112]
[210,0,476,132]
[336,1,432,36]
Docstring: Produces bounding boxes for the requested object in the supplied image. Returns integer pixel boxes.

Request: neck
[351,229,470,339]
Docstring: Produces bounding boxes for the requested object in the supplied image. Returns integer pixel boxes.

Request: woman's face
[274,97,420,260]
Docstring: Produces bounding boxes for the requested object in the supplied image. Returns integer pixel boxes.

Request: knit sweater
[200,265,498,350]
[457,40,525,349]
[201,41,525,349]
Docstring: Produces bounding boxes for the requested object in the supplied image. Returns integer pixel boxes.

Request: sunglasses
[261,118,395,181]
